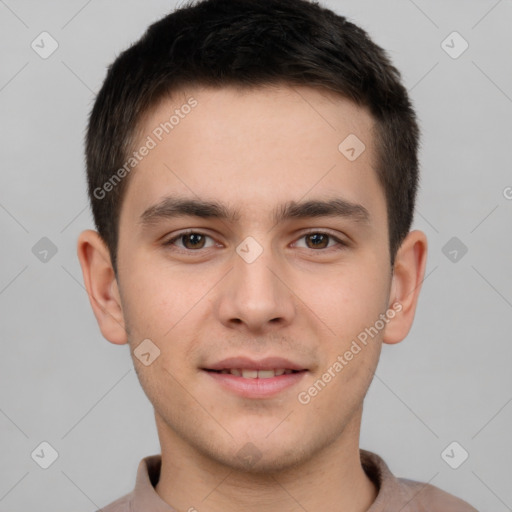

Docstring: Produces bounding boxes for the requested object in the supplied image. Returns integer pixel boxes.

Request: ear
[382,229,428,345]
[77,229,128,345]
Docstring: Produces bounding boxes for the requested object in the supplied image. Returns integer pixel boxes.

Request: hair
[85,0,420,273]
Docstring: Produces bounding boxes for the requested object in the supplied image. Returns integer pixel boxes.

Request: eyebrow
[139,195,370,227]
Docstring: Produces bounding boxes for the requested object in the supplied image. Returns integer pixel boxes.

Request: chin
[220,443,310,475]
[199,426,323,476]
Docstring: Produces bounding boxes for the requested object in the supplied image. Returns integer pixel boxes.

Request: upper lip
[204,356,307,371]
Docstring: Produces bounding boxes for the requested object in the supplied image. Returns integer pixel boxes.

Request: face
[111,85,397,472]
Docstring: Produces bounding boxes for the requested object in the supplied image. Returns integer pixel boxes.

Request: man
[77,0,477,510]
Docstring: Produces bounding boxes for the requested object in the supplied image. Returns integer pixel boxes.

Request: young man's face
[80,84,426,473]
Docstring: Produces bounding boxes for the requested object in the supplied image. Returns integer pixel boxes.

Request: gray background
[0,0,511,510]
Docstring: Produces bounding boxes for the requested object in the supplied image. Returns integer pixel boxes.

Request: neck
[154,411,377,512]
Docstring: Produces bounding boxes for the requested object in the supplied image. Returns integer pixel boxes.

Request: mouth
[201,356,309,398]
[204,368,303,378]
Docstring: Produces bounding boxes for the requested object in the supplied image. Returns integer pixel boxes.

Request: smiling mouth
[205,369,304,378]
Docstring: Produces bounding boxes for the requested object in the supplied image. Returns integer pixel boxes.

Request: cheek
[310,262,389,338]
[119,257,202,338]
[119,261,208,380]
[304,259,388,399]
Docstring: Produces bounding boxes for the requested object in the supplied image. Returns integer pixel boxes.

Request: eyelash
[162,230,348,254]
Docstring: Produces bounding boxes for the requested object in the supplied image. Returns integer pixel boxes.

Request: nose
[215,242,296,334]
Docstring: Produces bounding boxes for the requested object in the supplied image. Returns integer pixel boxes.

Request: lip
[203,369,308,399]
[204,356,307,372]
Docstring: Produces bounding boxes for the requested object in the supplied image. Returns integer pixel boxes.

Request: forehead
[121,84,385,228]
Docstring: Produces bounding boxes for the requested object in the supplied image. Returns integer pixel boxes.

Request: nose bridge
[217,237,295,331]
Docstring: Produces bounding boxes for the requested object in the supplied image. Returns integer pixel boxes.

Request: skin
[78,84,427,512]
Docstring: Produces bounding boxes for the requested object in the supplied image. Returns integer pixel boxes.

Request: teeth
[241,369,258,378]
[218,369,297,378]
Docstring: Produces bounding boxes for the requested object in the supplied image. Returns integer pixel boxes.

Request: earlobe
[383,230,428,345]
[76,229,128,345]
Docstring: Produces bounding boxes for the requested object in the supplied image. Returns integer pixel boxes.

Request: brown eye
[164,231,215,251]
[305,233,330,249]
[180,233,206,249]
[293,231,347,252]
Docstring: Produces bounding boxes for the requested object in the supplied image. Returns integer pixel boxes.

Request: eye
[294,231,347,251]
[163,231,217,251]
[162,230,348,254]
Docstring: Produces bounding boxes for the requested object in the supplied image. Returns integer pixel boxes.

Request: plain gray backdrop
[1,1,511,511]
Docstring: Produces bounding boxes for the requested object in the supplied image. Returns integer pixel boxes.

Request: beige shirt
[97,450,478,511]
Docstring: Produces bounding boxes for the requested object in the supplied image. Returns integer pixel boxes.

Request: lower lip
[203,370,308,398]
